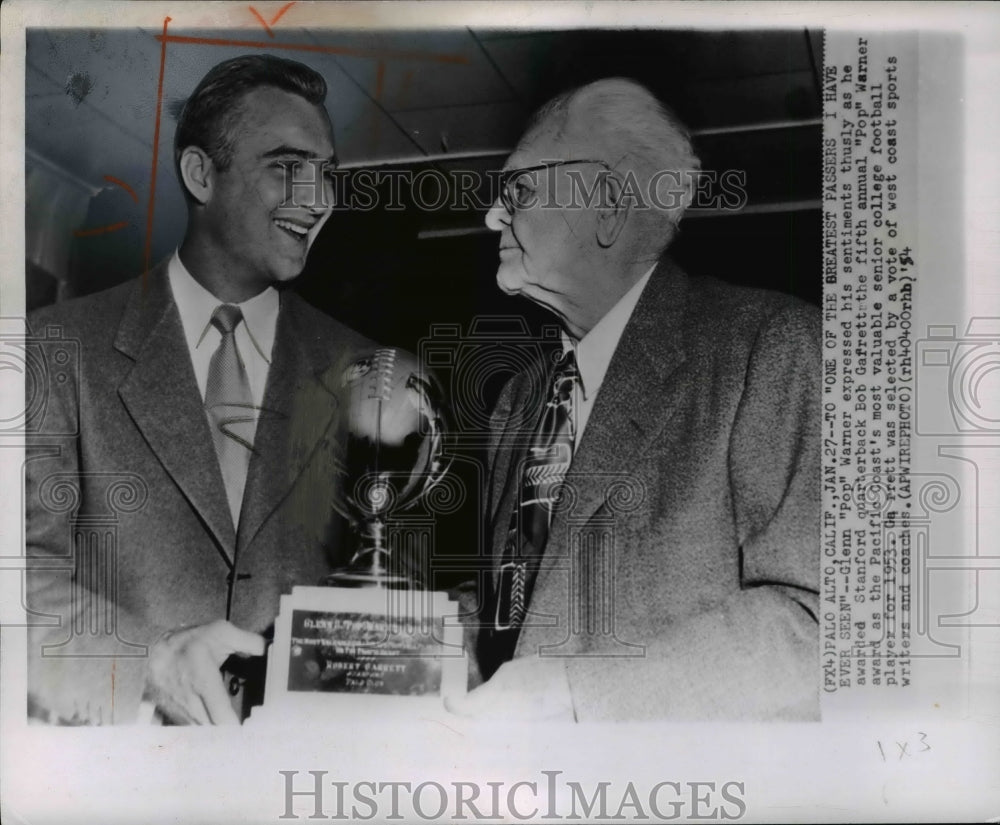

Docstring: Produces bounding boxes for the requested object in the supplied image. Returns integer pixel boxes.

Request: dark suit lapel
[488,373,537,518]
[523,261,693,632]
[488,370,548,584]
[566,263,690,510]
[115,264,237,560]
[236,295,341,552]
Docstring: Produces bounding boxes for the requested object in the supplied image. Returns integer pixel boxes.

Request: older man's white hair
[527,77,701,243]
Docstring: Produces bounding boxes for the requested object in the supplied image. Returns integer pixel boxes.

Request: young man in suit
[449,78,821,721]
[26,55,373,724]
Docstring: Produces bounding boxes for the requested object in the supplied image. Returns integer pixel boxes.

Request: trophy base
[248,585,468,725]
[322,569,413,589]
[324,541,419,590]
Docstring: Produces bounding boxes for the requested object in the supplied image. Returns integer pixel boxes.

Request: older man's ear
[595,174,630,248]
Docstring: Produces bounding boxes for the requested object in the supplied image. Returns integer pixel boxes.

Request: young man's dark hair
[173,54,327,176]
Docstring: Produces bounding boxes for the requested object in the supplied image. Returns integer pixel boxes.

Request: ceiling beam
[416,197,823,240]
[340,117,822,169]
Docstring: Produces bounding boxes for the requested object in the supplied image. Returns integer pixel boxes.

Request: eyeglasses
[498,159,618,213]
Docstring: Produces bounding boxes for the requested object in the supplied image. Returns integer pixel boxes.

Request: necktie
[493,348,579,641]
[204,305,255,526]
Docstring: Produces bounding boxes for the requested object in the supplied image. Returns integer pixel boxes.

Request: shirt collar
[167,250,280,363]
[562,264,655,400]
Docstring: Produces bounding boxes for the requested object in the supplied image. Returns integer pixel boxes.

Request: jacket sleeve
[564,305,821,720]
[24,322,161,724]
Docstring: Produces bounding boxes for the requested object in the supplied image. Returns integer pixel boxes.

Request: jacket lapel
[487,367,551,587]
[115,263,237,561]
[518,261,693,649]
[561,262,690,522]
[236,295,342,552]
[487,373,535,517]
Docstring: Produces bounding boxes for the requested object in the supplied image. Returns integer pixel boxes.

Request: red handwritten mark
[249,2,296,38]
[103,175,139,204]
[144,16,172,289]
[155,33,469,65]
[247,8,271,35]
[73,176,138,236]
[74,221,128,238]
[141,17,468,291]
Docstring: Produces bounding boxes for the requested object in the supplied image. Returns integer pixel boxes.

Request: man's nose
[485,196,509,232]
[310,178,336,213]
[305,171,336,213]
[282,161,335,212]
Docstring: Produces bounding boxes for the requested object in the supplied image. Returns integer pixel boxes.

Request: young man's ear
[595,173,629,248]
[178,146,214,205]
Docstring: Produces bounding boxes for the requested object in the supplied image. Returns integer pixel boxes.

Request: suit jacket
[25,261,375,724]
[483,259,821,721]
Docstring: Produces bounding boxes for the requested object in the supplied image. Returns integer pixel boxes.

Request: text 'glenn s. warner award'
[254,348,468,722]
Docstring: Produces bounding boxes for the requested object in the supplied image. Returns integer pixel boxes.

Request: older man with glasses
[449,77,821,722]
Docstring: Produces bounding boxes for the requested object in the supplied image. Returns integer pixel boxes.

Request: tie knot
[551,349,578,399]
[211,304,244,335]
[554,347,577,372]
[554,347,577,378]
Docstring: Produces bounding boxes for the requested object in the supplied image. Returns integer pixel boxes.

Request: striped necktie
[204,304,256,526]
[494,348,579,636]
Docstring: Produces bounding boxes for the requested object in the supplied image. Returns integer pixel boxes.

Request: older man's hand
[446,655,575,721]
[145,619,265,725]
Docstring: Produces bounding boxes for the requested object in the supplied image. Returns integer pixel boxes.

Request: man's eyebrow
[261,146,337,163]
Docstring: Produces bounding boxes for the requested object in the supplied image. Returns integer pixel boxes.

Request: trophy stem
[325,518,413,589]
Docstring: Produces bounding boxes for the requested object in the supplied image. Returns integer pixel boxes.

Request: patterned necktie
[204,304,255,526]
[494,348,579,635]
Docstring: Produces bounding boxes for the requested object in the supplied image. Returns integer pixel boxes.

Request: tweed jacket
[25,261,375,723]
[483,259,821,720]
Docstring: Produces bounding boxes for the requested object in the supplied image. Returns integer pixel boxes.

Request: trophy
[327,347,449,588]
[254,348,467,720]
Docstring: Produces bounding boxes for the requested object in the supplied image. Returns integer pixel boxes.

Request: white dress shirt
[167,251,279,414]
[562,265,655,445]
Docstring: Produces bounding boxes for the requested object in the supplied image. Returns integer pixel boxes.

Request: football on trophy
[336,346,447,526]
